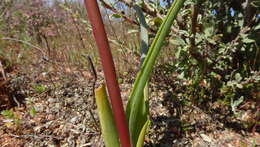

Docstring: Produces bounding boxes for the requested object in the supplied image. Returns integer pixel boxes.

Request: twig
[103,5,120,41]
[0,60,6,80]
[82,55,100,132]
[1,37,46,56]
[86,56,99,131]
[8,133,63,140]
[100,0,139,25]
[116,0,179,33]
[117,0,156,17]
[86,56,97,87]
[12,95,20,108]
[100,0,158,33]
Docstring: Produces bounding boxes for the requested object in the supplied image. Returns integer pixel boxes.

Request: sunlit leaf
[136,120,150,147]
[95,84,120,147]
[243,38,255,44]
[170,36,185,46]
[126,1,185,146]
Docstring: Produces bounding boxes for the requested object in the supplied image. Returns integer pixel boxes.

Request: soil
[0,60,259,147]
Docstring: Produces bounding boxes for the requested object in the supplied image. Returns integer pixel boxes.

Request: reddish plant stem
[83,1,131,147]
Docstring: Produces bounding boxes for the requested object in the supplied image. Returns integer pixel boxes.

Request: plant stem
[83,1,131,147]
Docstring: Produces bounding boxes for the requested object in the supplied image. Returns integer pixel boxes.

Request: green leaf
[204,25,214,37]
[242,38,255,44]
[235,73,242,81]
[29,107,36,117]
[177,71,185,79]
[110,14,122,19]
[170,36,185,46]
[254,24,260,30]
[175,47,181,59]
[1,110,14,119]
[236,83,243,89]
[122,5,151,147]
[207,38,216,45]
[153,17,163,27]
[95,84,120,147]
[126,1,185,146]
[231,96,244,114]
[226,25,232,33]
[136,120,150,147]
[251,0,260,8]
[32,84,47,93]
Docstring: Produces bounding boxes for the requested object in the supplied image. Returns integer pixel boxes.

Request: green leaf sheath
[136,120,150,147]
[126,0,185,146]
[125,5,150,147]
[95,84,120,147]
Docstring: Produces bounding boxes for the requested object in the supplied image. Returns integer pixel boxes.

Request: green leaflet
[95,84,120,147]
[126,0,185,146]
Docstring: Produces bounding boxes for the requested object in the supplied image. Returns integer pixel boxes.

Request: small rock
[70,117,78,124]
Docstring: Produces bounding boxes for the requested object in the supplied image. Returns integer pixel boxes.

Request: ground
[0,59,259,147]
